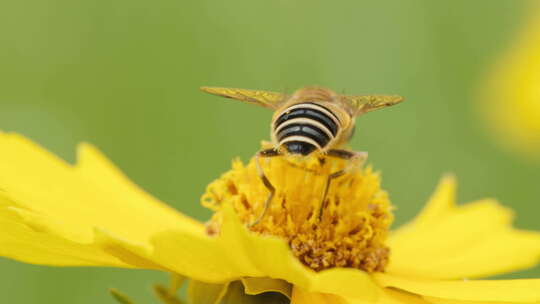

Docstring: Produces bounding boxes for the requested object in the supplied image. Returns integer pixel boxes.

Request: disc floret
[202,150,393,272]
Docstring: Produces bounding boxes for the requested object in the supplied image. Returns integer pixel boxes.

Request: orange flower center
[202,148,393,272]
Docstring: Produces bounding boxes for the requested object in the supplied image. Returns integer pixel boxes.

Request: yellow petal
[0,132,203,266]
[374,273,540,303]
[150,203,379,301]
[220,281,289,304]
[148,203,263,283]
[93,227,171,270]
[380,288,431,304]
[388,176,540,279]
[1,194,172,269]
[0,135,264,279]
[291,287,347,304]
[241,277,292,299]
[291,286,431,304]
[426,296,536,304]
[0,195,127,266]
[187,280,229,304]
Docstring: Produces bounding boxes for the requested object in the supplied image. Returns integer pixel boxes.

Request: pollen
[201,146,394,273]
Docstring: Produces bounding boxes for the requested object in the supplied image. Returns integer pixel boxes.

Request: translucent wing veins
[344,95,404,116]
[200,87,285,110]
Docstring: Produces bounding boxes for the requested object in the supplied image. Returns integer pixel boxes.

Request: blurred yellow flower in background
[480,5,540,161]
[1,132,540,304]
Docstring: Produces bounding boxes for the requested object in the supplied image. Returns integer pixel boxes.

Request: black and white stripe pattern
[273,102,340,155]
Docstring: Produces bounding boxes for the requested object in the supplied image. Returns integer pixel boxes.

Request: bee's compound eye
[285,141,316,156]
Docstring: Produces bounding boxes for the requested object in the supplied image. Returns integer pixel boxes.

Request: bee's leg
[318,150,368,220]
[248,148,281,227]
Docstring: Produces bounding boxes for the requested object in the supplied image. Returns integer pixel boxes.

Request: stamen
[202,150,394,272]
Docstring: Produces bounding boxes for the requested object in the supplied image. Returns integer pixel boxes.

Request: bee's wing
[200,87,285,110]
[343,95,404,116]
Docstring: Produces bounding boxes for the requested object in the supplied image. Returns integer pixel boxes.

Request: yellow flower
[479,6,540,161]
[1,132,540,304]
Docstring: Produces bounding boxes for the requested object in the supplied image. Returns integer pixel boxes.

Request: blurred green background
[1,0,539,303]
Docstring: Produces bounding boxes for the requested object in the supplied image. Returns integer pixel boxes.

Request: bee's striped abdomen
[273,103,340,155]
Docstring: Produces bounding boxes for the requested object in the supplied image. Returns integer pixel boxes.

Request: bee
[201,86,404,226]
